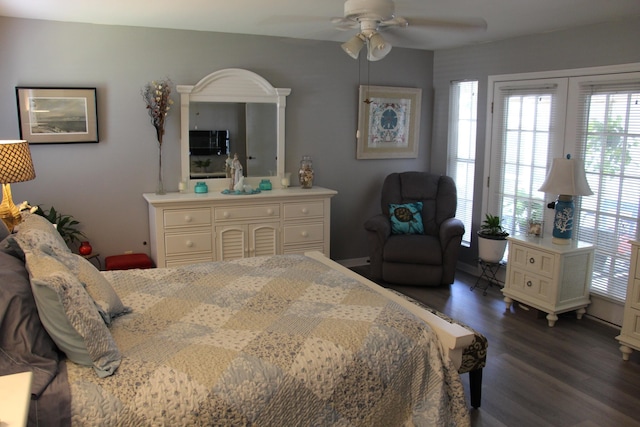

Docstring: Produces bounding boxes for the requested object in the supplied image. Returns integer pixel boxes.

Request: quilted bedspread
[66,255,469,426]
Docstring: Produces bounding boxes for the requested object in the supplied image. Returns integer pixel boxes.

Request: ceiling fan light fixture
[367,32,391,61]
[341,33,366,59]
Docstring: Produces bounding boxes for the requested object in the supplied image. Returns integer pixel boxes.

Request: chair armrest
[364,214,391,242]
[439,217,465,244]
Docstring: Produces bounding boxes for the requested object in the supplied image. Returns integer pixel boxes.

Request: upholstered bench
[105,253,154,270]
[388,289,488,409]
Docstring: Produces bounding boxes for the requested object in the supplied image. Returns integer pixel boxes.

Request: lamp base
[551,236,571,245]
[0,183,23,232]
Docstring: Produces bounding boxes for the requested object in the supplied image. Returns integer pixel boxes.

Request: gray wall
[0,16,434,261]
[431,17,640,269]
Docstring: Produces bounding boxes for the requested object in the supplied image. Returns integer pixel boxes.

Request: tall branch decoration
[142,79,173,194]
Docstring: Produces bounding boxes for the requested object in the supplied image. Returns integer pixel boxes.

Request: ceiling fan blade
[405,17,488,32]
[331,17,359,31]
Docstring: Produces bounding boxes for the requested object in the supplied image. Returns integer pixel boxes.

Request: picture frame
[527,219,544,237]
[356,85,422,159]
[15,87,99,144]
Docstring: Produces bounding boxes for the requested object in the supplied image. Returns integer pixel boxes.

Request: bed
[0,212,473,426]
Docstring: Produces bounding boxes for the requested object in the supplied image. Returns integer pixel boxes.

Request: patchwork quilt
[66,255,469,426]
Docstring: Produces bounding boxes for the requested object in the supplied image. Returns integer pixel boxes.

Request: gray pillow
[24,248,121,377]
[0,219,9,241]
[0,250,59,397]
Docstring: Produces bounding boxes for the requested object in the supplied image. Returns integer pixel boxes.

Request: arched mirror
[178,69,291,191]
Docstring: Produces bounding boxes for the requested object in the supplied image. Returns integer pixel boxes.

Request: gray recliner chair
[364,172,465,286]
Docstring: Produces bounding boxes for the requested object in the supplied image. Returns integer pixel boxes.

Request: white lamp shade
[538,156,593,196]
[341,34,365,59]
[367,33,391,61]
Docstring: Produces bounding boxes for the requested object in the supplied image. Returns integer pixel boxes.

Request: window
[486,66,640,303]
[448,80,478,245]
[572,75,640,301]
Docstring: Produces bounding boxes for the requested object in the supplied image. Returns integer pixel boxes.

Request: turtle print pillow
[389,202,425,235]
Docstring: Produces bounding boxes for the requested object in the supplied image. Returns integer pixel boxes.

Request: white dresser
[143,187,337,267]
[503,234,594,327]
[617,240,640,360]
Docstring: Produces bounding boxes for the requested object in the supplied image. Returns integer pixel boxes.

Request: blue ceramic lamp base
[551,195,574,245]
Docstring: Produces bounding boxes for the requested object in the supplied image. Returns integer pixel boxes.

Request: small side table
[471,259,505,295]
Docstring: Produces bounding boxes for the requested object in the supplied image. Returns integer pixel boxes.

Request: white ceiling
[1,0,639,51]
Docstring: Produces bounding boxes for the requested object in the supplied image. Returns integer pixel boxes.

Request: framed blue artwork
[356,85,421,159]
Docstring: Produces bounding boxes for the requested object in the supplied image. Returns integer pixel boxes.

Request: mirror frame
[177,68,291,191]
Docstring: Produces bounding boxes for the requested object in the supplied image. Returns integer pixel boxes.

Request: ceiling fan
[333,0,487,61]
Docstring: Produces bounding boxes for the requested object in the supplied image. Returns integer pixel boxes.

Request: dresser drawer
[164,208,211,228]
[214,205,280,221]
[284,223,324,245]
[510,244,555,278]
[165,231,213,255]
[508,268,551,303]
[284,202,324,220]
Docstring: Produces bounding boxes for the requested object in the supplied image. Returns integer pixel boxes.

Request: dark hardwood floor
[351,266,640,427]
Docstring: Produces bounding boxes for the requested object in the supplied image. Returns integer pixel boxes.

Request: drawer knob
[301,208,309,214]
[186,240,194,248]
[301,231,309,237]
[223,212,230,218]
[526,280,533,287]
[267,208,274,215]
[529,257,535,264]
[184,215,192,223]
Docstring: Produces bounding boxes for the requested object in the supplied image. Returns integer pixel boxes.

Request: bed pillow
[24,248,121,378]
[0,219,9,241]
[0,251,60,397]
[10,212,71,258]
[51,250,131,325]
[389,202,425,235]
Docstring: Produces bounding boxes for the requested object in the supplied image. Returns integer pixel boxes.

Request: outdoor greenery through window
[448,80,478,246]
[575,78,640,301]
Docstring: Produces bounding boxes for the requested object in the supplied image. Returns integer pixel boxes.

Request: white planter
[477,234,508,263]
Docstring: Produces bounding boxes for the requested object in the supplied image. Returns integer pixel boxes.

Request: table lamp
[0,140,36,231]
[538,154,593,245]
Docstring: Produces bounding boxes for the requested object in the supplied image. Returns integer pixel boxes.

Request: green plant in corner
[32,205,87,247]
[478,213,509,239]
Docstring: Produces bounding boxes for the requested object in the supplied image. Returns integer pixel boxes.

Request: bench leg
[469,368,482,408]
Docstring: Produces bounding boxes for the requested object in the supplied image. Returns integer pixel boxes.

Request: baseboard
[335,257,369,268]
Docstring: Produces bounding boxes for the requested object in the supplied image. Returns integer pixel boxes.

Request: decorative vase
[79,241,92,256]
[299,155,314,189]
[156,143,165,195]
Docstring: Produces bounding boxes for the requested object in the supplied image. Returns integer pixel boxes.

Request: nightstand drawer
[284,202,324,220]
[509,268,551,302]
[284,223,324,244]
[165,231,213,255]
[510,244,555,278]
[164,209,211,228]
[214,205,280,221]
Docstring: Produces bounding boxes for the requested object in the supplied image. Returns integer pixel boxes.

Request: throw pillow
[389,202,425,235]
[52,250,131,325]
[24,248,121,377]
[10,212,71,258]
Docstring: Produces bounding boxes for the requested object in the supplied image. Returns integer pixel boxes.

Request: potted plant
[193,158,211,172]
[477,213,509,263]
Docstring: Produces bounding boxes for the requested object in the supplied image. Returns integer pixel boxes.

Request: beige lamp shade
[538,155,593,196]
[0,140,36,231]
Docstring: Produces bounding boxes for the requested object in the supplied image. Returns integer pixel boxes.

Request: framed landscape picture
[356,85,422,159]
[16,87,99,144]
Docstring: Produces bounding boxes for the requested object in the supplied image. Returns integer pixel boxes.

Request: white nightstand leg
[576,307,586,320]
[504,296,513,311]
[620,345,633,361]
[546,313,558,327]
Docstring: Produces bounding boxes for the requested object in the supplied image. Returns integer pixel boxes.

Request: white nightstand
[617,240,640,360]
[0,371,32,427]
[503,234,595,327]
